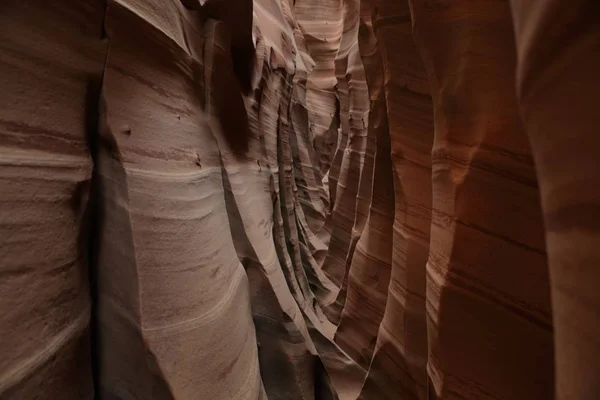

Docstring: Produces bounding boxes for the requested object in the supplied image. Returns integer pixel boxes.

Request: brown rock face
[0,2,105,398]
[357,1,433,398]
[510,2,600,399]
[409,1,554,398]
[1,0,599,399]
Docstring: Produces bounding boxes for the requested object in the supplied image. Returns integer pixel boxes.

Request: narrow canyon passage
[0,0,599,399]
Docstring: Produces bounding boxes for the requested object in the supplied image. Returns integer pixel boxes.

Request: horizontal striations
[114,0,200,54]
[295,0,342,178]
[335,116,394,369]
[6,0,595,398]
[243,2,326,396]
[239,0,367,396]
[0,1,106,399]
[96,1,263,399]
[302,0,371,330]
[510,1,600,398]
[334,0,394,372]
[359,1,433,398]
[409,0,554,399]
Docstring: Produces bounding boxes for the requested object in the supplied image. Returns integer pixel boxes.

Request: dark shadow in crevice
[82,75,104,399]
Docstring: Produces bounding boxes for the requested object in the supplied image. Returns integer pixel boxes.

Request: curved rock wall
[1,0,599,399]
[95,2,264,398]
[356,0,433,398]
[0,2,105,398]
[510,2,600,399]
[409,1,554,398]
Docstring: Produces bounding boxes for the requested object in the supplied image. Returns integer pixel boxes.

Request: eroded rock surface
[0,2,105,398]
[1,0,599,399]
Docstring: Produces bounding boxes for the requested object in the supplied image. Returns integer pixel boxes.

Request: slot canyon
[1,0,599,399]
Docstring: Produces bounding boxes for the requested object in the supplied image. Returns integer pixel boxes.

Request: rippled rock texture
[1,0,599,399]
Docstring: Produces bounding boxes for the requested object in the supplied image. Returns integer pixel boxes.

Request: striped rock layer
[1,0,599,400]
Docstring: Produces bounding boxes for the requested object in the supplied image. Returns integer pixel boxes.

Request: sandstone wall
[0,2,105,398]
[1,0,599,399]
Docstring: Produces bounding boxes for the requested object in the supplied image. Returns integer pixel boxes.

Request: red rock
[1,0,599,399]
